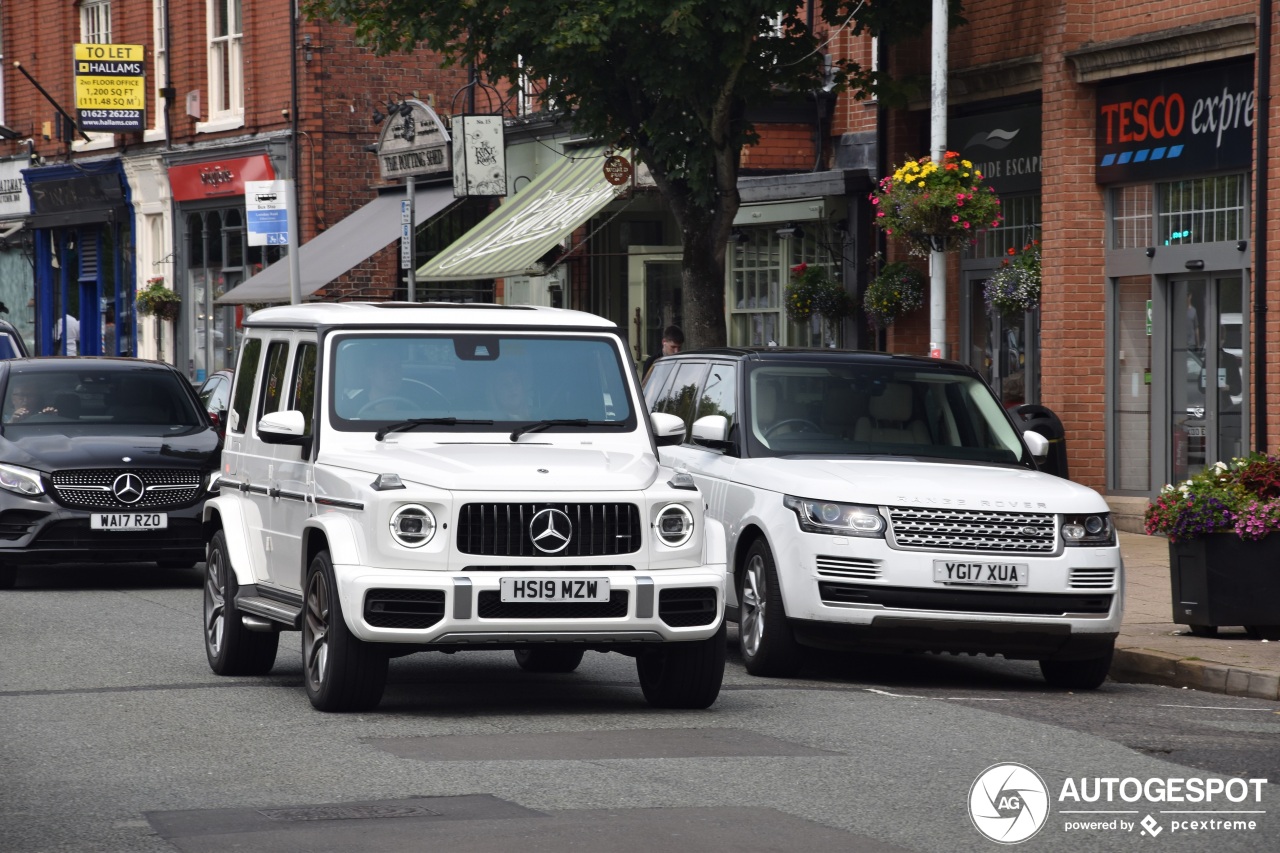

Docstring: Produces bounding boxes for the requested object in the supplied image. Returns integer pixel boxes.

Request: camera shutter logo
[969,762,1050,844]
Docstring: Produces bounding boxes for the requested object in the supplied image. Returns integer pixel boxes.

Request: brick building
[871,1,1277,521]
[0,1,478,379]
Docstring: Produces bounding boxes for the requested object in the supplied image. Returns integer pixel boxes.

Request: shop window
[967,194,1041,260]
[1111,185,1153,250]
[1158,175,1245,246]
[1112,276,1152,491]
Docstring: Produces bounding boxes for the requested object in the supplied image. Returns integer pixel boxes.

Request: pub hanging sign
[375,99,451,182]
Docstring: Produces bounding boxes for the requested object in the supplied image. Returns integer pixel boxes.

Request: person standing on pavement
[642,325,683,379]
[54,314,80,356]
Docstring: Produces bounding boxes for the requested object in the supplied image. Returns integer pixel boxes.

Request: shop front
[0,157,34,351]
[166,149,286,383]
[1097,60,1254,493]
[953,101,1043,409]
[24,160,132,356]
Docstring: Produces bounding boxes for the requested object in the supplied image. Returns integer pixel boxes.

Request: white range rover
[644,348,1123,689]
[202,302,725,712]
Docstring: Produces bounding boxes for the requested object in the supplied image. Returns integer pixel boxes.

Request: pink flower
[871,197,879,205]
[963,222,971,229]
[877,211,885,217]
[951,215,959,223]
[791,263,807,274]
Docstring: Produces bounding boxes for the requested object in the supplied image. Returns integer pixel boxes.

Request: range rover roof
[243,301,619,330]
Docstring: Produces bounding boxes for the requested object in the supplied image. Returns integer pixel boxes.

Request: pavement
[1111,530,1280,700]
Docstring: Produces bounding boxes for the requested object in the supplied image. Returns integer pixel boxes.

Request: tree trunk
[677,205,729,349]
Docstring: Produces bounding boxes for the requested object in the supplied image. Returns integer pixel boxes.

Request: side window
[695,363,737,434]
[657,361,708,431]
[258,341,290,419]
[228,337,261,434]
[289,343,317,436]
[643,360,676,409]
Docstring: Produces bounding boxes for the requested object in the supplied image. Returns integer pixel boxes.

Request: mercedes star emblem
[112,473,145,505]
[529,508,573,554]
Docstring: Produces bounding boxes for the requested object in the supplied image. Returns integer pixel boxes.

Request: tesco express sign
[1095,61,1252,183]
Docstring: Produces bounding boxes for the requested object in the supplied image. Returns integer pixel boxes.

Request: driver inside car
[4,382,58,423]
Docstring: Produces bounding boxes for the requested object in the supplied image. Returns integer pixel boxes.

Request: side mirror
[1022,429,1049,460]
[258,409,308,445]
[650,411,687,446]
[691,414,730,449]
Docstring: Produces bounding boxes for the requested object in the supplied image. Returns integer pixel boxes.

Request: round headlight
[819,503,843,524]
[1084,515,1105,535]
[655,503,694,547]
[389,504,436,548]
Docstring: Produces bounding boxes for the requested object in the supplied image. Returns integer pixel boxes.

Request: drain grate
[257,804,440,822]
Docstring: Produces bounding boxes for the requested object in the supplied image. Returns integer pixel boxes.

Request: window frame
[199,0,244,132]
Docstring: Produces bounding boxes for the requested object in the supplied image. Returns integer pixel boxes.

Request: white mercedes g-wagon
[201,302,725,712]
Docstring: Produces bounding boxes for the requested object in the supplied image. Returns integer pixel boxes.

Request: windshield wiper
[376,417,493,441]
[509,419,624,442]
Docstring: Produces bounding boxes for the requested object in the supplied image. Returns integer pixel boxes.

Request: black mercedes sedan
[0,358,221,588]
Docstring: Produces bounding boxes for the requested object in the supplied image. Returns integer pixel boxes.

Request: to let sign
[74,43,146,132]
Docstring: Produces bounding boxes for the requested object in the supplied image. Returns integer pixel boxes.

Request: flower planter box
[1169,535,1280,637]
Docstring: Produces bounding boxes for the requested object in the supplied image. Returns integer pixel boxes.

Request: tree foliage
[305,0,957,347]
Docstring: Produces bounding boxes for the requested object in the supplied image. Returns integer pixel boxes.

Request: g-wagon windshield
[329,333,637,433]
[739,362,1029,465]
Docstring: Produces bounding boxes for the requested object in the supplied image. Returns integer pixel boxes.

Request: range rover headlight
[655,503,695,547]
[0,463,44,497]
[1062,513,1115,546]
[389,504,436,548]
[784,495,886,538]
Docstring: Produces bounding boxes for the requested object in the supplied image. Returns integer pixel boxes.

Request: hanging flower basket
[136,277,181,322]
[863,260,925,329]
[984,240,1042,320]
[870,151,1003,256]
[785,263,851,324]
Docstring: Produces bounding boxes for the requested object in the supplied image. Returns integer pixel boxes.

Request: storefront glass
[1114,275,1152,491]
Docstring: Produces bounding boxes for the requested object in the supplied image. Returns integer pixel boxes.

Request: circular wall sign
[602,155,633,186]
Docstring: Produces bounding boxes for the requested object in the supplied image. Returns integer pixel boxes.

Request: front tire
[203,530,278,675]
[303,549,388,712]
[636,621,726,709]
[1039,645,1114,690]
[1187,624,1219,638]
[0,564,15,589]
[737,539,804,677]
[514,647,586,673]
[1244,625,1280,641]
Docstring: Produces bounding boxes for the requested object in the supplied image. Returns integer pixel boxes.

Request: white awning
[217,184,458,304]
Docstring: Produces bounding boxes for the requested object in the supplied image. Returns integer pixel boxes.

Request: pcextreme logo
[969,763,1270,844]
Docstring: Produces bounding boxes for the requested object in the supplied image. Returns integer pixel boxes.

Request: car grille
[457,503,642,557]
[364,589,446,630]
[1069,567,1117,589]
[818,582,1112,616]
[816,555,882,581]
[50,469,204,510]
[887,507,1056,554]
[475,590,630,619]
[31,518,204,551]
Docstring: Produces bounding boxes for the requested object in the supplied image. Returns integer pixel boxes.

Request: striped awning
[417,146,622,281]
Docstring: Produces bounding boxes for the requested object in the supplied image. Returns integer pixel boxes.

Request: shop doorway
[1170,276,1245,481]
[626,249,682,370]
[964,272,1037,408]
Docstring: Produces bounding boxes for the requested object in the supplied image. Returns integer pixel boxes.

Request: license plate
[933,561,1028,586]
[500,577,610,603]
[90,513,168,531]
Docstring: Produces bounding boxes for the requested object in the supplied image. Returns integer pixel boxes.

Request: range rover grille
[51,469,204,510]
[887,507,1056,554]
[457,503,642,557]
